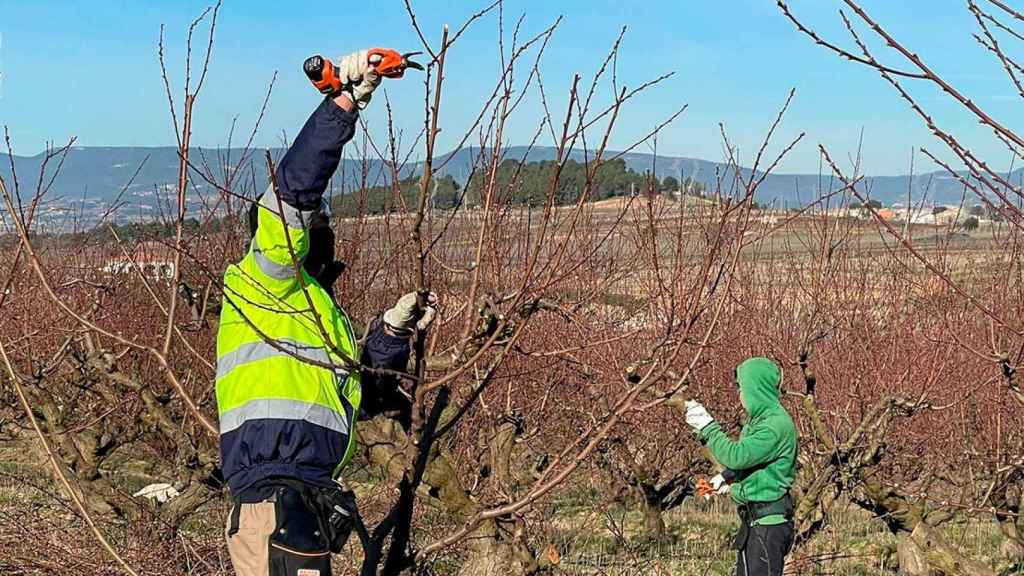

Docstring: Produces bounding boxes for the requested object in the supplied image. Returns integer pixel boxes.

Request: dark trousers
[735,522,793,576]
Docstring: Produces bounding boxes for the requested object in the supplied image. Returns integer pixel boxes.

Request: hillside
[0,145,1008,225]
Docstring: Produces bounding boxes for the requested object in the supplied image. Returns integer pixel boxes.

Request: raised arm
[244,94,357,290]
[242,48,381,291]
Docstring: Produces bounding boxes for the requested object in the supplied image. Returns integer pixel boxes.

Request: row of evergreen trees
[330,158,703,217]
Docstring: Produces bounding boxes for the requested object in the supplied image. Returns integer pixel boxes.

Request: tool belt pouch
[311,483,356,553]
[268,486,331,576]
[733,494,793,550]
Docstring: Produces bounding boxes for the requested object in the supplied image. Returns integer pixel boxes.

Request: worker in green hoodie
[679,357,798,576]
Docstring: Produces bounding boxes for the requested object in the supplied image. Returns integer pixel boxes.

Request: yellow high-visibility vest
[216,189,361,493]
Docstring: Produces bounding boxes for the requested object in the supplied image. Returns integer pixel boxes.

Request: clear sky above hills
[1,0,1021,175]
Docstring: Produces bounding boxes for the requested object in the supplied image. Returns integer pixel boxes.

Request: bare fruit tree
[0,2,808,574]
[772,1,1024,573]
[6,2,1021,575]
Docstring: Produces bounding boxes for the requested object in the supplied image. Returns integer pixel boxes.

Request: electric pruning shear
[303,49,425,96]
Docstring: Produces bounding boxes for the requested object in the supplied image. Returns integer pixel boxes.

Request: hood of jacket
[737,357,782,420]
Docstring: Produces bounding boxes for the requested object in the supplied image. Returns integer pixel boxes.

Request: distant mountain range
[0,145,1010,224]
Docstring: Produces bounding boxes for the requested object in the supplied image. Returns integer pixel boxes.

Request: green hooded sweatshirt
[699,357,797,525]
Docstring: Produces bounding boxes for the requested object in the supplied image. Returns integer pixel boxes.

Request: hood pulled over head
[736,357,782,418]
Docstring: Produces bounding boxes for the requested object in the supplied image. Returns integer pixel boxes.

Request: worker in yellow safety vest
[216,49,436,576]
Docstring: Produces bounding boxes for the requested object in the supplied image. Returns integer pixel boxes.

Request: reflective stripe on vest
[251,238,297,280]
[259,187,325,228]
[261,187,307,228]
[219,398,350,435]
[217,338,349,381]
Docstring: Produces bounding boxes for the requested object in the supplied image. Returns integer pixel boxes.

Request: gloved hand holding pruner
[304,49,424,109]
[383,291,440,335]
[670,397,734,497]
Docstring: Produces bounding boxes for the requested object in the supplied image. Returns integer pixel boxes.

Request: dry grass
[546,495,1018,576]
[3,451,1016,576]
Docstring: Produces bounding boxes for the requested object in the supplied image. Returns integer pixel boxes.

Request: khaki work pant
[226,501,331,576]
[226,502,275,575]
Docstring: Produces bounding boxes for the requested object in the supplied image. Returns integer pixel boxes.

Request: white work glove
[710,473,731,496]
[133,483,181,504]
[336,50,382,108]
[383,291,439,333]
[416,291,439,331]
[684,400,714,433]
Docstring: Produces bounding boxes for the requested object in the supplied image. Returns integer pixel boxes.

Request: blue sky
[1,0,1021,175]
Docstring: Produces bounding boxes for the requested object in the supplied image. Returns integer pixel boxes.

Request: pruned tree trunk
[17,347,217,529]
[457,517,538,576]
[994,479,1024,565]
[359,415,540,576]
[860,475,997,576]
[906,522,997,576]
[470,417,540,575]
[639,495,667,541]
[896,533,929,576]
[998,518,1024,564]
[794,356,1001,576]
[595,434,694,543]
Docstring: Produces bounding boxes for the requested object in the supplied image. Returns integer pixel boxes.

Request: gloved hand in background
[383,291,439,335]
[335,50,382,108]
[709,472,731,496]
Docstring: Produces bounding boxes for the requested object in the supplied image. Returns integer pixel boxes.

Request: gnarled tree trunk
[639,494,667,541]
[358,414,540,576]
[993,478,1024,566]
[896,533,929,576]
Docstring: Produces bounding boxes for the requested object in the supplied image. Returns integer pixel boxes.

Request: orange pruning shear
[303,49,425,95]
[695,477,716,499]
[367,48,425,79]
